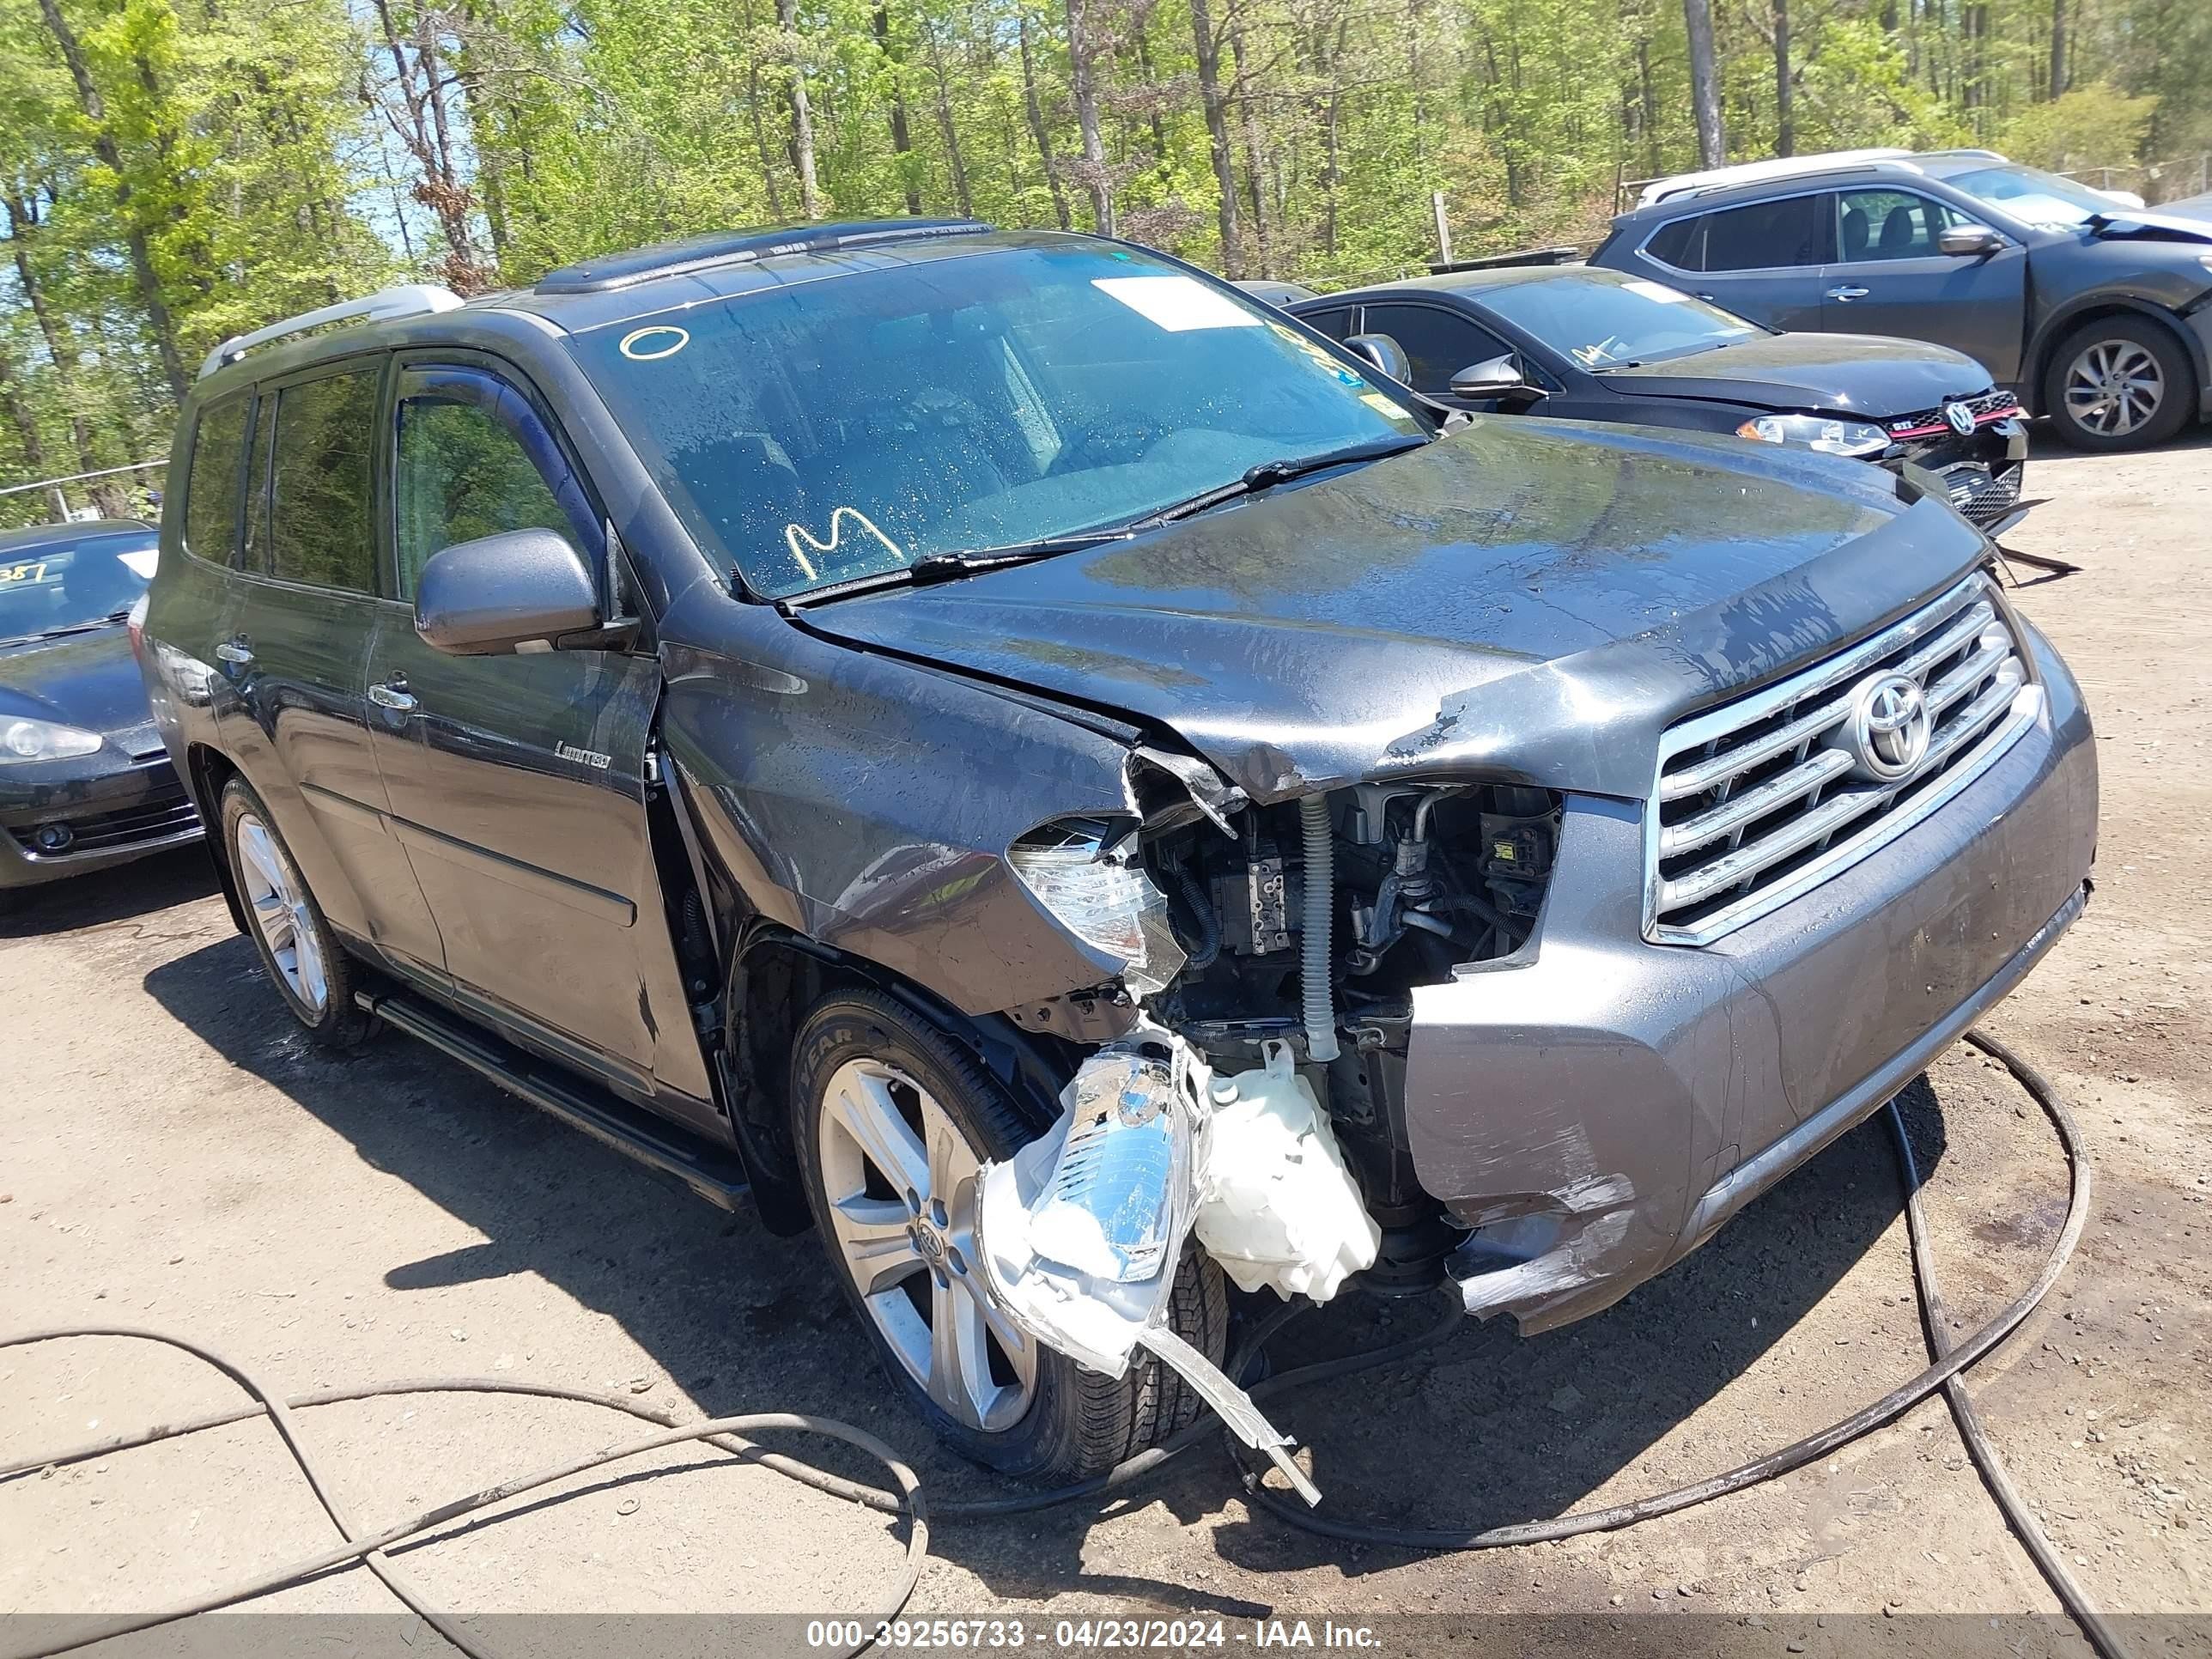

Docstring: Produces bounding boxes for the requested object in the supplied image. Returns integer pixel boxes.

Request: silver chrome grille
[1647,574,2043,945]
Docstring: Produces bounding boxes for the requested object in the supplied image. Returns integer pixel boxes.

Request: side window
[1837,189,1957,262]
[182,393,248,565]
[269,366,380,592]
[240,394,275,574]
[1701,194,1830,271]
[1359,303,1510,396]
[1644,216,1705,272]
[392,368,598,600]
[1297,306,1356,342]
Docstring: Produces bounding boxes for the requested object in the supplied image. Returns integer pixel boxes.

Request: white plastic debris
[1192,1041,1380,1301]
[974,1026,1327,1504]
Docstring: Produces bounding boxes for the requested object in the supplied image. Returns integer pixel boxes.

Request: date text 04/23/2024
[804,1619,1381,1650]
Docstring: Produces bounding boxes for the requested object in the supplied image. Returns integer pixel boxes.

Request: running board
[356,988,751,1212]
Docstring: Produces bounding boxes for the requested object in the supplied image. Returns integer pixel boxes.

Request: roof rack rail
[1427,246,1581,275]
[197,284,465,380]
[535,218,994,295]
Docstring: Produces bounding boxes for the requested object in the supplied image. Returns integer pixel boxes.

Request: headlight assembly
[1735,413,1890,458]
[1007,817,1188,995]
[0,717,103,763]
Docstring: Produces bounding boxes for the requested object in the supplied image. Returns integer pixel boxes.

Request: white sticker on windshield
[1092,276,1262,332]
[1621,279,1694,304]
[118,549,159,579]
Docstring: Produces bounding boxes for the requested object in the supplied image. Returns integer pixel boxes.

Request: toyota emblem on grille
[1943,400,1977,436]
[1844,672,1933,780]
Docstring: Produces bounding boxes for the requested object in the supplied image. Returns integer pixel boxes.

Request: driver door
[363,358,714,1124]
[1820,188,2027,381]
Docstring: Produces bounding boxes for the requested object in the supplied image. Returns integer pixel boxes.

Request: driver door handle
[368,677,417,712]
[1826,284,1870,301]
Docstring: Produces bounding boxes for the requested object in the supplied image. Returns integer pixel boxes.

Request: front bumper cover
[1402,620,2096,1333]
[0,744,204,890]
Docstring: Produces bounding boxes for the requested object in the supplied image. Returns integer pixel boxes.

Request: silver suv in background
[1594,149,2212,450]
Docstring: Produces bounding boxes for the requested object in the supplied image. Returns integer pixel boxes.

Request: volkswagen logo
[1943,400,1977,437]
[1844,672,1933,781]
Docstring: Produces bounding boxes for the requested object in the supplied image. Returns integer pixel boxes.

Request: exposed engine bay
[980,776,1561,1485]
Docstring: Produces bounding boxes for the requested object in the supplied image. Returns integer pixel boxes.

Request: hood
[0,623,158,747]
[2088,208,2212,244]
[795,417,1990,802]
[1596,331,1993,416]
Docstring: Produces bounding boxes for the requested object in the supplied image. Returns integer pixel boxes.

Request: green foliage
[1999,83,2159,173]
[2,0,2208,526]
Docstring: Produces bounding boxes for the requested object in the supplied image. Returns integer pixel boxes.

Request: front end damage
[967,605,2098,1479]
[971,760,1565,1490]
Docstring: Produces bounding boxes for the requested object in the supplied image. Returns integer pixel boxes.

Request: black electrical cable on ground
[0,1025,2104,1659]
[1913,1030,2129,1659]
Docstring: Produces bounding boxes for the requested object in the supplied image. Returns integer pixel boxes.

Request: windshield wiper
[781,528,1137,608]
[15,611,130,642]
[781,436,1425,609]
[1124,435,1429,531]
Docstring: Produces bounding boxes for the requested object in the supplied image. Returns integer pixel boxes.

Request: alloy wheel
[2064,339,2164,437]
[233,812,329,1015]
[816,1057,1037,1432]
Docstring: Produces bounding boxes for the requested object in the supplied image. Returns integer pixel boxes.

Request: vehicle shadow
[0,845,219,940]
[142,933,1945,1607]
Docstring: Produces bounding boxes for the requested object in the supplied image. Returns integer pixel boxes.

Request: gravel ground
[2,430,2207,1654]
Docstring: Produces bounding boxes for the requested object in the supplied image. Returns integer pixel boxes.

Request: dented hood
[799,416,1990,801]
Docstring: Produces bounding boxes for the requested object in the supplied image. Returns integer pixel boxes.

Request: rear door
[363,356,714,1124]
[217,356,443,969]
[1652,192,1833,331]
[1820,186,2027,381]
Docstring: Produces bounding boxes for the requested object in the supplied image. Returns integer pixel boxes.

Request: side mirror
[414,528,601,656]
[1449,353,1547,410]
[1938,224,2004,258]
[1344,332,1412,384]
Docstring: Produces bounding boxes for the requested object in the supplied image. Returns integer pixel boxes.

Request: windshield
[0,530,156,643]
[1472,270,1759,368]
[1945,163,2120,228]
[574,241,1423,598]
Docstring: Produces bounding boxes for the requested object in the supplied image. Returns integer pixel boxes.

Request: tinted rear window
[1702,195,1829,270]
[1644,216,1704,270]
[270,366,380,592]
[184,394,248,564]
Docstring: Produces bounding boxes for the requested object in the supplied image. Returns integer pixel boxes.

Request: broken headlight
[1008,817,1187,995]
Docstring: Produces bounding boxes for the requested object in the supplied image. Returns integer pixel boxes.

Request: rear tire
[2043,316,2193,452]
[791,988,1228,1482]
[219,778,371,1048]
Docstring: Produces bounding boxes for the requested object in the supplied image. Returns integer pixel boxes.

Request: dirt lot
[3,432,2208,1653]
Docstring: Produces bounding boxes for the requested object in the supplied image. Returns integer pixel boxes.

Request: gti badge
[1943,400,1977,437]
[1842,672,1933,781]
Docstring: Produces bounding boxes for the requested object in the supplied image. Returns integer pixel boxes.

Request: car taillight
[126,592,149,664]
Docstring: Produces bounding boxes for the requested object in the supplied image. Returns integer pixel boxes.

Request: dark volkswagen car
[1291,264,2029,528]
[141,223,2096,1480]
[1592,149,2212,451]
[0,519,200,902]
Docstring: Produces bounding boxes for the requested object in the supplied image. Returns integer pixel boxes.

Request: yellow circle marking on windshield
[619,325,690,362]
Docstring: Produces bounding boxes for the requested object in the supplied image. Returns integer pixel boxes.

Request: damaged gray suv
[143,222,2098,1483]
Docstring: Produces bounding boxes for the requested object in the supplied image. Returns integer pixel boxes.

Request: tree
[1683,0,1725,166]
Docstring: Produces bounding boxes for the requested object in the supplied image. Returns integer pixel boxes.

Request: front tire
[219,778,370,1048]
[791,988,1227,1482]
[2044,316,2193,451]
